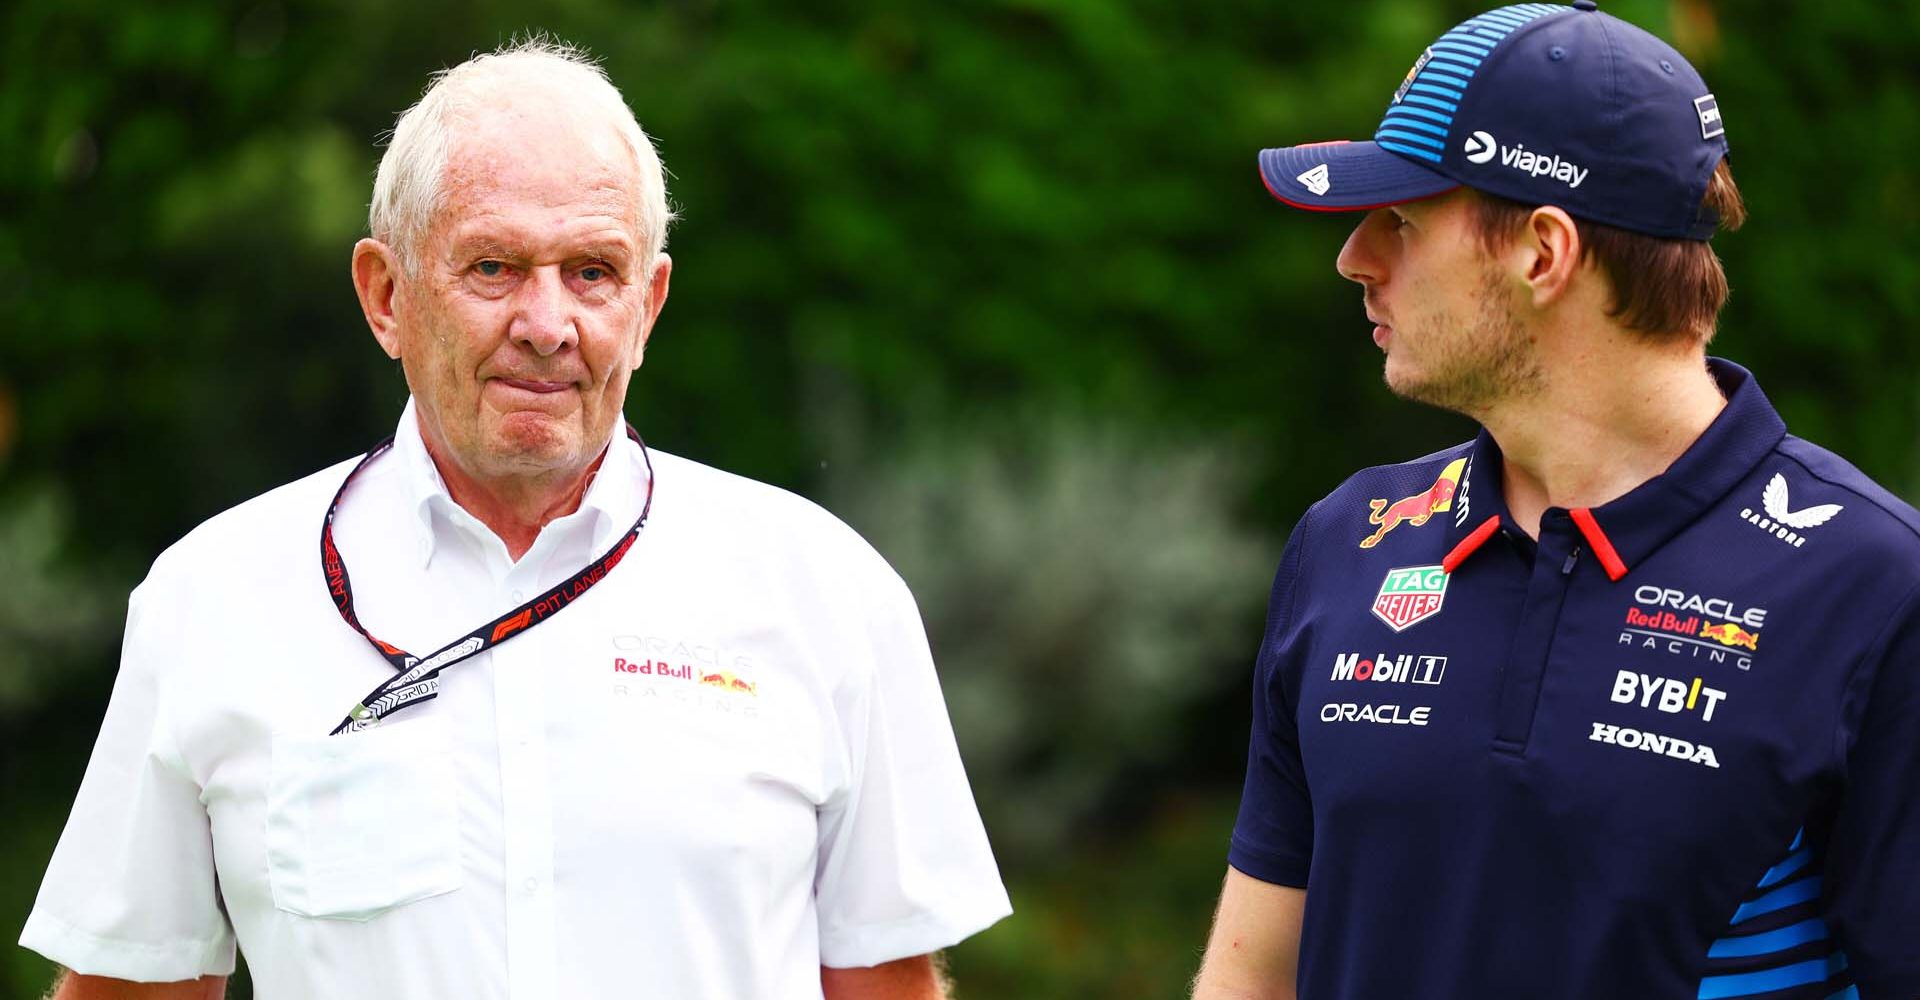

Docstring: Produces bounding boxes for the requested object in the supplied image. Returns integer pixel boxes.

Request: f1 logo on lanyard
[319,425,654,735]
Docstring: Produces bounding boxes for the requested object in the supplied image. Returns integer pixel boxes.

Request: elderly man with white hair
[20,39,1010,1000]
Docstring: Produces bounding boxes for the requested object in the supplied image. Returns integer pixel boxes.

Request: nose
[508,265,578,357]
[1335,210,1392,287]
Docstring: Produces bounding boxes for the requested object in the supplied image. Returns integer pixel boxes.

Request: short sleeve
[18,582,237,981]
[1824,587,1920,997]
[812,565,1012,969]
[1228,515,1315,888]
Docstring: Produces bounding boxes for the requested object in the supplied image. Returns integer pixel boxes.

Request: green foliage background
[1,1,1915,996]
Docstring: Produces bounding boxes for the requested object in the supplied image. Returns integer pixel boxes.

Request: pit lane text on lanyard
[319,426,654,735]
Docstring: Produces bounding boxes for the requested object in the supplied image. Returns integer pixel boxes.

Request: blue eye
[476,260,505,277]
[580,265,607,282]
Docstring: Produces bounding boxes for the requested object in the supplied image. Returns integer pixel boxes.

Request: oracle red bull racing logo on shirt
[612,658,758,696]
[1373,565,1449,632]
[1619,586,1766,671]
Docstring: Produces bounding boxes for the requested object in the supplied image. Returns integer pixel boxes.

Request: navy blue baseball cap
[1259,1,1731,239]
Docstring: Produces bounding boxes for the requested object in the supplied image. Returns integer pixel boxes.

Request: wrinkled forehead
[432,87,645,241]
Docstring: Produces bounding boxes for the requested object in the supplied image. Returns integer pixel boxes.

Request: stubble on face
[1385,265,1544,418]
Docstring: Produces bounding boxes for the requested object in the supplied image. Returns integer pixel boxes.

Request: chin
[1383,358,1462,412]
[1381,353,1425,400]
[487,415,583,469]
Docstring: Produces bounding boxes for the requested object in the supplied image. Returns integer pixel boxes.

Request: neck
[1482,340,1724,539]
[418,424,610,563]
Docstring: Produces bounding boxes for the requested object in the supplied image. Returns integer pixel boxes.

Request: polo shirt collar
[391,397,646,568]
[1444,358,1787,581]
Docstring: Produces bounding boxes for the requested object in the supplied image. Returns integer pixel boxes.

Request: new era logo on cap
[1297,163,1332,196]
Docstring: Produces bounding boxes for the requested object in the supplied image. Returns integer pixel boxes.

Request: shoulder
[1266,439,1476,619]
[1773,436,1920,541]
[1766,435,1920,582]
[1297,440,1478,538]
[142,454,362,594]
[648,449,906,592]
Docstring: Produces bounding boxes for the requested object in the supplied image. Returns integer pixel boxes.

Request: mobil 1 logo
[1331,652,1447,686]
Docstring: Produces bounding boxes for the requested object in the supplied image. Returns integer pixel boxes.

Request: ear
[352,238,406,360]
[1516,206,1583,310]
[629,252,673,370]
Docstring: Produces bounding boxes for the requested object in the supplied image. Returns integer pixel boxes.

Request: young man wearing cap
[1193,4,1920,999]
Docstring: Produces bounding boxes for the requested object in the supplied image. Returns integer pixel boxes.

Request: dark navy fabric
[1230,360,1920,1000]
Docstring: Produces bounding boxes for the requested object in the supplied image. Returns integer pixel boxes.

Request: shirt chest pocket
[265,715,462,920]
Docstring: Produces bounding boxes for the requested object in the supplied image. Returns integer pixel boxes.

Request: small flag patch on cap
[1694,94,1724,140]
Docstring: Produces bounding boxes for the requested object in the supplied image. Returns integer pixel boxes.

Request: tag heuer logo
[1373,565,1449,632]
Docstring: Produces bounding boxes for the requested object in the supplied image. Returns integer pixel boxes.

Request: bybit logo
[1610,669,1726,722]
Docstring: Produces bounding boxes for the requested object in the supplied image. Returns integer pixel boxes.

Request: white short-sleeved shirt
[20,401,1011,999]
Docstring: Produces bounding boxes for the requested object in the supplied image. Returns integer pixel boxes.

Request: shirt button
[511,589,524,601]
[523,877,540,894]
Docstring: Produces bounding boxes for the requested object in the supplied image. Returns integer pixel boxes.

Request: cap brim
[1258,141,1458,212]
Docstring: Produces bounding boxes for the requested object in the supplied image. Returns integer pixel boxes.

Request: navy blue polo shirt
[1230,360,1920,1000]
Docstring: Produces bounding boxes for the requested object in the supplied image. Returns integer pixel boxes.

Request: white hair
[368,37,674,273]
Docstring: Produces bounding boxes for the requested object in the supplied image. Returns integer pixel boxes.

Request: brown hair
[1468,158,1747,344]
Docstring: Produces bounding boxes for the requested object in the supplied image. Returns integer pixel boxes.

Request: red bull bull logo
[1698,621,1760,651]
[1359,458,1467,549]
[614,659,757,696]
[699,670,758,696]
[1622,587,1765,671]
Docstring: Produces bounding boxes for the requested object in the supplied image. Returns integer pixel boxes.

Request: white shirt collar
[391,397,649,570]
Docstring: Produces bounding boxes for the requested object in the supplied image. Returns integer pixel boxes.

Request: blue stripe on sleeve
[1706,917,1829,958]
[1697,954,1847,999]
[1729,876,1821,923]
[1757,847,1812,889]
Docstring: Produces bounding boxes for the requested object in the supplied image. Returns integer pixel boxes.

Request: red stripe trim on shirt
[1570,507,1629,581]
[1443,516,1503,574]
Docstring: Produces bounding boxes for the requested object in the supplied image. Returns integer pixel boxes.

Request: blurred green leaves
[0,488,118,715]
[155,125,364,251]
[830,412,1271,854]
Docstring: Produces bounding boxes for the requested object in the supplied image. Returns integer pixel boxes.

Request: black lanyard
[320,425,654,734]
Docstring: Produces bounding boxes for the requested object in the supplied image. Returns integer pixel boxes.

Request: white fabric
[21,400,1011,998]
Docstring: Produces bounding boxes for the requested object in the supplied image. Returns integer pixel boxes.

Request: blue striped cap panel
[1697,829,1855,1000]
[1375,3,1567,163]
